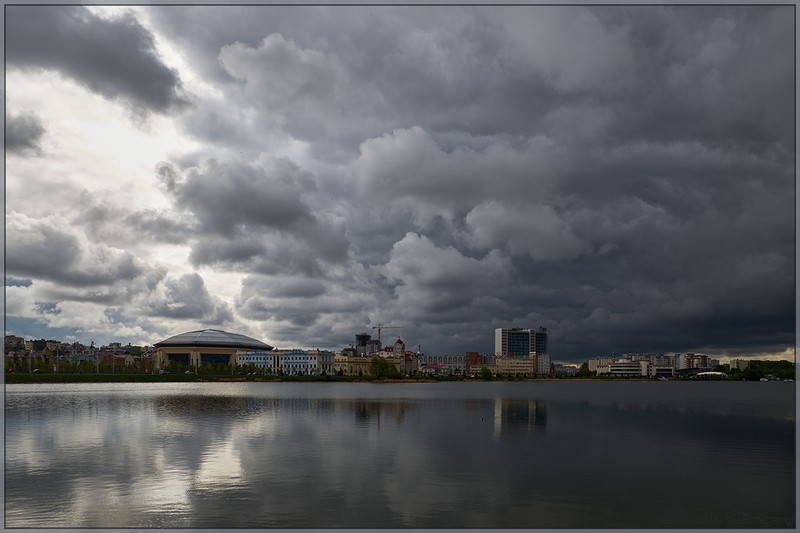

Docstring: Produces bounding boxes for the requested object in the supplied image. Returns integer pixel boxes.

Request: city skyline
[5,5,795,363]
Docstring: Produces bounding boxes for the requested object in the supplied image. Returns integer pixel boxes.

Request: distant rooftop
[154,329,273,350]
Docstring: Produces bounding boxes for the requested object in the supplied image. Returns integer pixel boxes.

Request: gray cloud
[74,193,195,246]
[171,158,315,235]
[7,5,794,360]
[6,211,166,301]
[6,6,188,115]
[154,158,350,276]
[6,112,46,155]
[146,273,233,324]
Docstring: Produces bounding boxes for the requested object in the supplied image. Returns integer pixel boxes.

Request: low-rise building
[603,360,645,377]
[650,366,674,378]
[240,349,336,376]
[553,364,579,376]
[588,358,613,373]
[730,359,750,370]
[417,354,466,375]
[238,350,282,373]
[334,354,401,376]
[495,357,537,376]
[277,349,335,376]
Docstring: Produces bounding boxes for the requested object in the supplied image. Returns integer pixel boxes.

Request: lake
[4,381,795,528]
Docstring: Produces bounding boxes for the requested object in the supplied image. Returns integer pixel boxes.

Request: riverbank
[4,373,661,384]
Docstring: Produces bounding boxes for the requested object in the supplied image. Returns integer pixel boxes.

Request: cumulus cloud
[353,126,558,218]
[381,232,512,322]
[218,32,387,146]
[6,6,188,115]
[492,6,636,93]
[6,211,165,291]
[465,202,590,261]
[146,273,233,324]
[5,5,794,359]
[170,157,315,235]
[156,157,350,275]
[236,271,382,348]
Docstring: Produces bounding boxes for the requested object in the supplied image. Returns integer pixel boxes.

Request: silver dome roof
[154,329,273,350]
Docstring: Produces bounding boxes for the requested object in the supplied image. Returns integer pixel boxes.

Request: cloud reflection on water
[4,382,794,528]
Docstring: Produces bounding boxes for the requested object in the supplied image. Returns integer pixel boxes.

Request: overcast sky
[4,5,795,362]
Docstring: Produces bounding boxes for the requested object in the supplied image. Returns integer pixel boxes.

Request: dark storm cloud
[6,6,188,115]
[156,158,350,275]
[158,5,794,360]
[6,112,45,155]
[11,5,790,361]
[235,273,383,348]
[170,158,315,235]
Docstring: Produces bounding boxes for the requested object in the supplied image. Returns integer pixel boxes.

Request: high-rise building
[494,327,548,359]
[352,332,381,356]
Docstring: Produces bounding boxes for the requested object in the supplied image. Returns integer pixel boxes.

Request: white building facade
[238,349,335,375]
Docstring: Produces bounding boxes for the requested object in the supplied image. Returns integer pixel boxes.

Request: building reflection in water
[353,400,410,429]
[493,398,548,438]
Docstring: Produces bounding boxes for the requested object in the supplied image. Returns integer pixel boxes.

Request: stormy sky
[4,5,795,362]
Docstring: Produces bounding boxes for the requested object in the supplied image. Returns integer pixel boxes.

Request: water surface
[4,381,795,528]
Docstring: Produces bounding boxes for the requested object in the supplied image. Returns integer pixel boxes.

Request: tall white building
[494,327,548,358]
[494,327,550,375]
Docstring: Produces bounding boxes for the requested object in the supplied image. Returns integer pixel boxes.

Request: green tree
[576,362,593,378]
[480,367,493,380]
[370,357,400,379]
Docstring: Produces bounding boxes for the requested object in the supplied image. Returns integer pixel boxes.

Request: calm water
[4,381,795,528]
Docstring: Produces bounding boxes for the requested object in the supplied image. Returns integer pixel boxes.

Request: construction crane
[372,324,403,346]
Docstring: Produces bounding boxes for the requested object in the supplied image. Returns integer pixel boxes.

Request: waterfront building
[494,327,548,359]
[537,353,551,375]
[650,366,674,378]
[495,357,537,376]
[494,327,549,375]
[602,360,645,377]
[553,364,578,376]
[275,349,335,376]
[418,353,466,375]
[465,352,496,374]
[588,358,613,373]
[239,349,335,375]
[335,353,401,376]
[238,350,282,373]
[730,359,750,370]
[153,329,273,370]
[335,353,370,376]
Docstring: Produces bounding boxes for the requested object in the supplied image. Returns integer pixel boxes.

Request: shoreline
[3,373,706,384]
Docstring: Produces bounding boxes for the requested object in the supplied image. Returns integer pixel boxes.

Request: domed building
[153,329,273,370]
